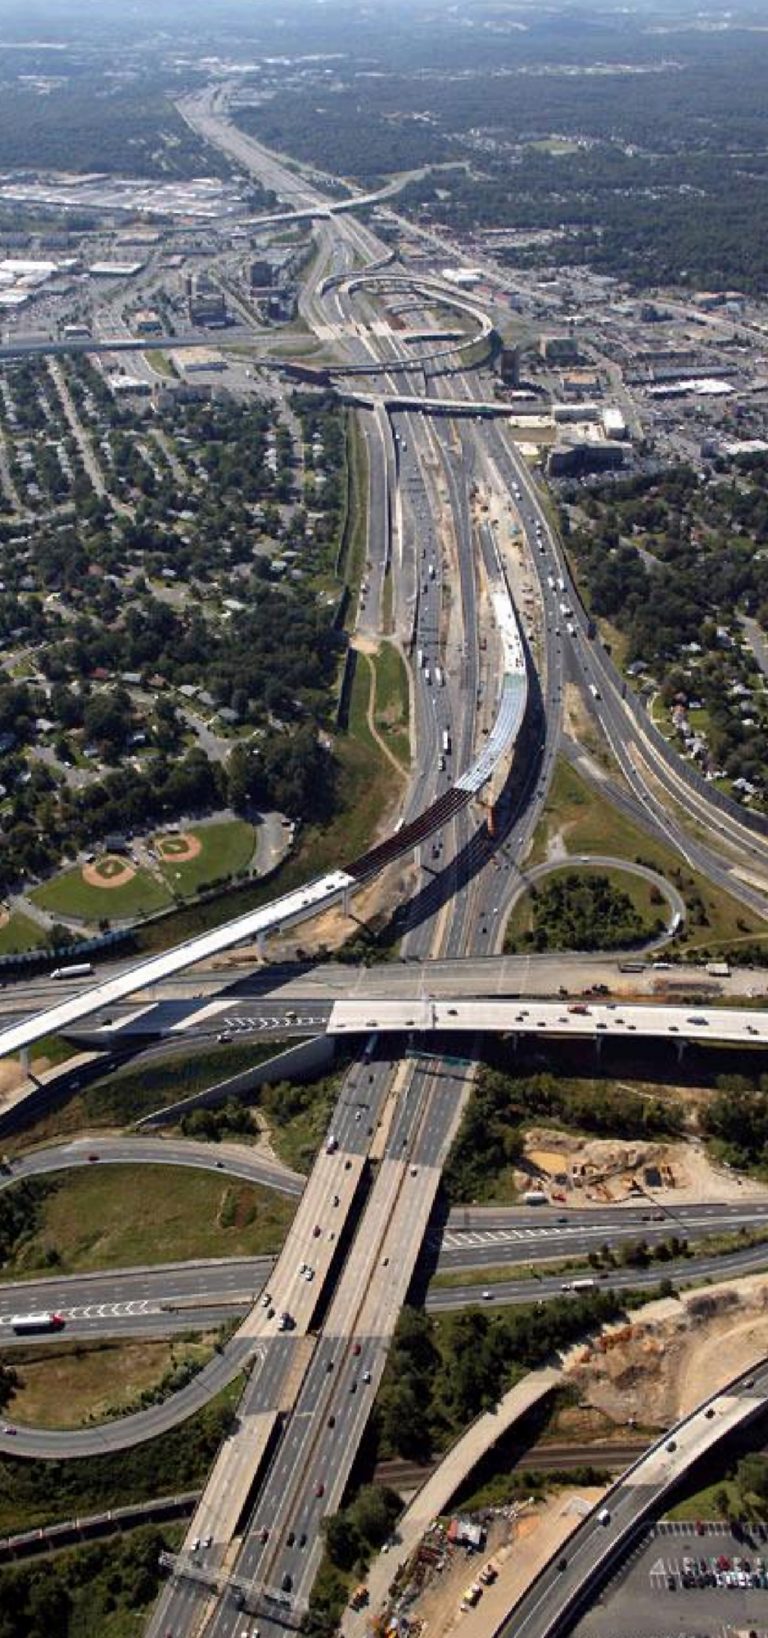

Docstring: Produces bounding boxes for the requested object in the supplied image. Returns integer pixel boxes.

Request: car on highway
[353,1343,361,1355]
[316,1482,325,1497]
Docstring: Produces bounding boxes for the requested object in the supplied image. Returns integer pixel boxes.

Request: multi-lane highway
[1,1198,767,1352]
[2,75,764,1638]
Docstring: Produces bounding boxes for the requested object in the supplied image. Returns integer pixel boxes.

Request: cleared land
[0,1163,294,1278]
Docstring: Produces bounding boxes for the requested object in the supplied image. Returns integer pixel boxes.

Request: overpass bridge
[495,1357,768,1638]
[0,537,527,1064]
[66,991,768,1057]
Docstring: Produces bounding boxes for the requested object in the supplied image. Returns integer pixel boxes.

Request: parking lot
[575,1519,768,1638]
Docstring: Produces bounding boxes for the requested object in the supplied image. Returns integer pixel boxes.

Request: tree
[322,1513,362,1571]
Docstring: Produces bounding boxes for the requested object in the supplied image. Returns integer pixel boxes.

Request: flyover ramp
[342,1366,564,1638]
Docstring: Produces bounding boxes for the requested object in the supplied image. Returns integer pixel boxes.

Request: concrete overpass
[0,524,527,1066]
[327,995,767,1048]
[494,1357,768,1638]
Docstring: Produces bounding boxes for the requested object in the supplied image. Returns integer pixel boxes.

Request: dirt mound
[155,832,202,863]
[567,1274,768,1429]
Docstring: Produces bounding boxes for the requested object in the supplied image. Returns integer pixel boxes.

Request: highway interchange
[3,79,768,1638]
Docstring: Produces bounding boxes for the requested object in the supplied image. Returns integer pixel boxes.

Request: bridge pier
[19,1047,28,1078]
[676,1038,687,1064]
[256,932,266,960]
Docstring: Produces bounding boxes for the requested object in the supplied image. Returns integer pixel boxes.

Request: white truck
[11,1312,65,1334]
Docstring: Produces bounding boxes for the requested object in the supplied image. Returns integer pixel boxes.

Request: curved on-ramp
[506,854,686,951]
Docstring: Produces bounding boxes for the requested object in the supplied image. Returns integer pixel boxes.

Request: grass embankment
[339,652,404,858]
[0,1376,241,1533]
[31,866,171,923]
[372,640,411,771]
[6,1334,219,1430]
[5,1039,302,1147]
[0,1164,294,1279]
[340,410,368,614]
[524,758,767,956]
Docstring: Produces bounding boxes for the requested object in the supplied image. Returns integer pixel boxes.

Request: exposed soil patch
[82,856,136,889]
[155,831,203,863]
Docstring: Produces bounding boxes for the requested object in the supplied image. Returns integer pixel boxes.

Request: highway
[1,1199,768,1350]
[496,1359,768,1638]
[140,83,768,1637]
[0,1136,304,1198]
[329,994,768,1047]
[0,73,755,1638]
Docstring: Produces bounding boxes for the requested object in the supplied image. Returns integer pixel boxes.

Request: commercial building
[548,439,626,477]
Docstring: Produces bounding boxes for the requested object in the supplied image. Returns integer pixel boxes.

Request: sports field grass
[0,1164,294,1278]
[31,865,172,923]
[154,819,256,896]
[0,910,47,956]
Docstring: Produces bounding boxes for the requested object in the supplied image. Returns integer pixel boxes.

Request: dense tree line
[375,1292,629,1460]
[0,78,234,180]
[700,1074,768,1174]
[0,1524,175,1637]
